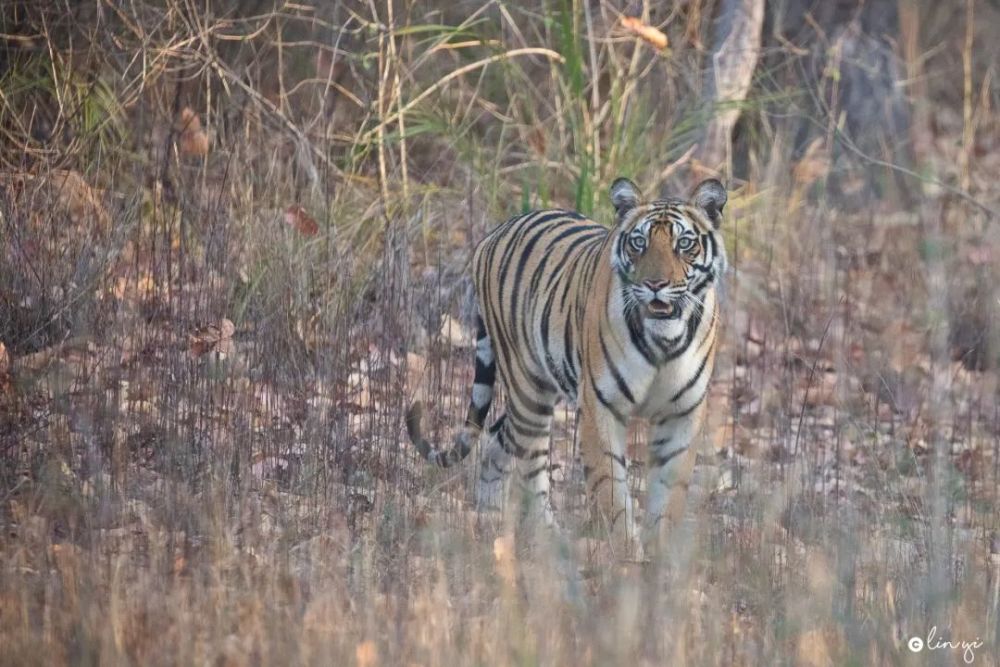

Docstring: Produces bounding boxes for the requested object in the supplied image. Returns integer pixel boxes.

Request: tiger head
[609,177,728,326]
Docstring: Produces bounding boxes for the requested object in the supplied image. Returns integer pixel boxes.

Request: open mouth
[646,299,682,320]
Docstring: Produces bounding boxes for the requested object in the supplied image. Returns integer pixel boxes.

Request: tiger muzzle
[646,296,684,320]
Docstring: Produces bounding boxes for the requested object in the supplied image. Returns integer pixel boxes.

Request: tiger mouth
[646,299,682,320]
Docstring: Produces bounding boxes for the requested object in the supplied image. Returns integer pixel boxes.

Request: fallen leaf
[954,447,982,479]
[284,205,319,236]
[189,318,236,357]
[48,170,110,231]
[175,107,209,157]
[438,314,471,346]
[112,272,160,301]
[801,367,838,408]
[405,352,426,396]
[493,535,516,586]
[620,17,669,50]
[355,640,378,667]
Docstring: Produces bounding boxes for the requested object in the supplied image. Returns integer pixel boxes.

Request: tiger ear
[690,178,727,228]
[610,177,641,219]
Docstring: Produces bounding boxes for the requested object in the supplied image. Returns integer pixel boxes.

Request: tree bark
[695,0,766,179]
[764,0,914,203]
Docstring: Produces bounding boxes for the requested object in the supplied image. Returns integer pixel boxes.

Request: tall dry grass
[1,1,999,665]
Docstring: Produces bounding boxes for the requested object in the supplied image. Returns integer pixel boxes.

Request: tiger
[406,177,728,555]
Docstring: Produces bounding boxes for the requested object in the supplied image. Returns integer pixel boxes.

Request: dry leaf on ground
[355,640,378,667]
[175,107,209,157]
[2,169,111,232]
[189,318,236,357]
[49,170,111,231]
[493,535,516,586]
[284,205,320,237]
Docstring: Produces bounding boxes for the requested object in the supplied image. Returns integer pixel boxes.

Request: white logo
[908,627,984,664]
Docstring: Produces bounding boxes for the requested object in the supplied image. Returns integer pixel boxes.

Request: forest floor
[2,3,1000,665]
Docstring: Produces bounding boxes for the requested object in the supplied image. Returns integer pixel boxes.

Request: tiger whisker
[682,292,706,309]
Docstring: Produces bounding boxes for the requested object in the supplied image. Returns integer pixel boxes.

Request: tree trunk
[695,0,766,180]
[764,0,914,204]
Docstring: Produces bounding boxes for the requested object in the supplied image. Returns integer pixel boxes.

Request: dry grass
[1,1,999,665]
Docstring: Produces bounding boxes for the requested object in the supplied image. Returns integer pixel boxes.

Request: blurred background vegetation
[1,1,999,664]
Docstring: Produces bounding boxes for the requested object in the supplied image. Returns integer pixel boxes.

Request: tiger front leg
[642,402,704,550]
[579,390,641,559]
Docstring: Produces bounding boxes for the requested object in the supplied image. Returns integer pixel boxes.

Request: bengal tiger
[406,177,727,554]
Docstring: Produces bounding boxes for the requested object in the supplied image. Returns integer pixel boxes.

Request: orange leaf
[355,641,378,667]
[620,17,669,50]
[174,107,200,133]
[175,107,209,157]
[493,535,516,586]
[179,130,209,157]
[285,205,319,237]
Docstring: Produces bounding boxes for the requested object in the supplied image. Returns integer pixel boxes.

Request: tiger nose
[644,279,669,292]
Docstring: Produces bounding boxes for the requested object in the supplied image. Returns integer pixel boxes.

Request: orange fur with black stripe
[407,178,727,555]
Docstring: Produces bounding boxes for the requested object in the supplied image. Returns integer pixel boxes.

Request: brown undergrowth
[1,1,999,665]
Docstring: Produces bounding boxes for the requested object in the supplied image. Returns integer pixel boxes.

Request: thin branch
[361,48,565,144]
[833,125,998,219]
